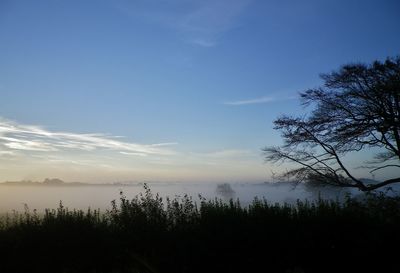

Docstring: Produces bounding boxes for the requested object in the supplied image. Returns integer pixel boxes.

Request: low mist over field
[2,178,397,213]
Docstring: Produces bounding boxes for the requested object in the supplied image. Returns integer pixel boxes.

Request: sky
[0,0,399,183]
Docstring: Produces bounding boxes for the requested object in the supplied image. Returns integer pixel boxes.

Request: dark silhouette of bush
[0,185,399,273]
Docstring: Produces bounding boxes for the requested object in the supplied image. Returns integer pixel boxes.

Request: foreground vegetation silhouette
[0,185,399,273]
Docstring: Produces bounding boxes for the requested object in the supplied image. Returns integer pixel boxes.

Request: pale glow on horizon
[0,117,268,183]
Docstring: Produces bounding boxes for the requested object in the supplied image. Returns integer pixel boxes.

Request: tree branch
[369,164,400,173]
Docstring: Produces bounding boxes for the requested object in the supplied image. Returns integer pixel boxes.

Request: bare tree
[264,57,400,191]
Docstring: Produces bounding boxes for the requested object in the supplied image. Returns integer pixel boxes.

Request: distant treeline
[0,185,399,273]
[0,178,136,186]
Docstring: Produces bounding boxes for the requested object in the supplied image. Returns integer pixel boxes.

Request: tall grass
[0,184,399,273]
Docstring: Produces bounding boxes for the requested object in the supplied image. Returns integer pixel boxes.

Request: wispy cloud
[224,95,297,106]
[119,152,148,157]
[197,149,254,158]
[0,150,15,156]
[223,96,275,106]
[184,149,258,167]
[116,0,251,47]
[149,142,178,147]
[0,118,177,156]
[190,39,216,47]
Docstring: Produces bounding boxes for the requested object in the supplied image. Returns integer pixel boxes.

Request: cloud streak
[224,94,298,106]
[117,0,251,47]
[223,96,275,105]
[196,149,254,158]
[0,118,177,156]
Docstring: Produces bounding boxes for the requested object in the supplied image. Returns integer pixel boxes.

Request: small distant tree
[264,57,400,191]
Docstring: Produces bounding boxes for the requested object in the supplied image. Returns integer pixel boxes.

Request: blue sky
[0,0,399,183]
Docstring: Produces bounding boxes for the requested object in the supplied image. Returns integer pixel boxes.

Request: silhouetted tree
[264,57,400,191]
